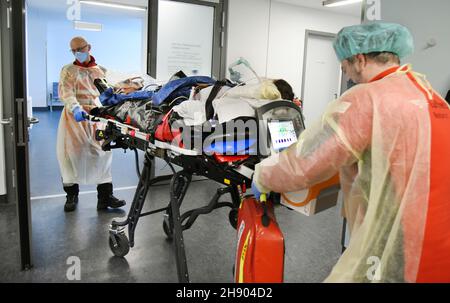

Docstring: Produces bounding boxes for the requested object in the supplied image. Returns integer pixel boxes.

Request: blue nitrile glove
[252,180,262,201]
[73,107,87,122]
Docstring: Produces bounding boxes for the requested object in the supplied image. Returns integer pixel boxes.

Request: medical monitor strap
[205,80,227,121]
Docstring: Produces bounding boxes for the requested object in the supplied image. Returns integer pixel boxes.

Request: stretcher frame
[89,101,305,283]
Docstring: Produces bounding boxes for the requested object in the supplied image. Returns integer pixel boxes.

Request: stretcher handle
[85,113,101,122]
[260,194,270,227]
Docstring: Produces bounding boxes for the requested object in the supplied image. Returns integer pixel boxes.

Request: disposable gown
[254,65,450,282]
[56,64,112,185]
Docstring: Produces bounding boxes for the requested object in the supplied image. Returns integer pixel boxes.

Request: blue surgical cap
[333,22,414,62]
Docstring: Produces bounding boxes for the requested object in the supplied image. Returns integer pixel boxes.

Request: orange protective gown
[254,65,450,282]
[56,64,112,185]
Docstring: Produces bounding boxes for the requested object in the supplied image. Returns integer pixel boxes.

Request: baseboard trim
[32,106,64,112]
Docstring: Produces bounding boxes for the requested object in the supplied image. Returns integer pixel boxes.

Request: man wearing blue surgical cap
[253,22,450,282]
[334,22,414,84]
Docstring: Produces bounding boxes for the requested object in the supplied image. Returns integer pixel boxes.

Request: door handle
[28,117,39,125]
[0,118,13,125]
[7,6,12,29]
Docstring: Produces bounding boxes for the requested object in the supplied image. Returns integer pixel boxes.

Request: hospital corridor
[0,0,449,291]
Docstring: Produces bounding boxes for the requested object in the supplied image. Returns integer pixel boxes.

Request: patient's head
[273,79,294,101]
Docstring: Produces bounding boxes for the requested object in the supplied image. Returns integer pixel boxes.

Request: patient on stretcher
[90,70,297,157]
[92,70,295,124]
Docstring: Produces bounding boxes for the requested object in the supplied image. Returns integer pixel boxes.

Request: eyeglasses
[70,44,89,54]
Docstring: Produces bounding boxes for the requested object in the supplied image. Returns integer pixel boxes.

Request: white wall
[46,13,144,92]
[227,0,271,78]
[27,7,48,108]
[267,2,359,97]
[27,6,147,108]
[227,0,359,97]
[381,0,450,96]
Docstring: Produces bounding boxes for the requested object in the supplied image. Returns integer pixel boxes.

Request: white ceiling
[26,0,361,18]
[275,0,362,17]
[26,0,148,13]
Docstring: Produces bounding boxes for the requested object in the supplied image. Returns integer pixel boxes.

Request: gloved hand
[252,180,263,201]
[72,107,87,122]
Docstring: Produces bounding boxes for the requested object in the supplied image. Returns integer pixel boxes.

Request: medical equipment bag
[235,196,284,283]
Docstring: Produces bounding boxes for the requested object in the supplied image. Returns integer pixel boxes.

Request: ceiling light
[80,1,147,11]
[74,21,103,32]
[323,0,363,7]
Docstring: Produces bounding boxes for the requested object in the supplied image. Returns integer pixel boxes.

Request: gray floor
[29,109,173,197]
[0,109,344,283]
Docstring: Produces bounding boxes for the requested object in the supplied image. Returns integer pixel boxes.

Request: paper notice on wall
[167,42,203,77]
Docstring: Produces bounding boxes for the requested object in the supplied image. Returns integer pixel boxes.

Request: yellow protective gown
[56,63,112,185]
[254,65,450,282]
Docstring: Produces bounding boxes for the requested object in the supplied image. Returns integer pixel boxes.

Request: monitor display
[268,120,298,152]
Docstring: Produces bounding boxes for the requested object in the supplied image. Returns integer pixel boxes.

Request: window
[148,0,227,80]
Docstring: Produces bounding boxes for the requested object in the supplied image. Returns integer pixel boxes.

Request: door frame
[1,0,33,270]
[0,1,7,204]
[147,0,228,80]
[1,0,16,206]
[300,30,340,103]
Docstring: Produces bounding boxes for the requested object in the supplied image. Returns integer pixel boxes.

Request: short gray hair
[348,52,400,65]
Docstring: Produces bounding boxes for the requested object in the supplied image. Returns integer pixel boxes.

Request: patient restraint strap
[205,80,227,121]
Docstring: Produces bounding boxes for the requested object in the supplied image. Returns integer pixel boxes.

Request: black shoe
[97,195,126,210]
[97,183,126,210]
[64,195,79,212]
[63,184,79,212]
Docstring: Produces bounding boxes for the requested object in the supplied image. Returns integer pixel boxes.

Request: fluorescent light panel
[74,21,103,31]
[323,0,363,7]
[80,1,147,11]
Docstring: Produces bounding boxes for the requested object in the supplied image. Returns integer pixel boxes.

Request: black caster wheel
[229,209,238,229]
[163,216,174,241]
[109,233,130,257]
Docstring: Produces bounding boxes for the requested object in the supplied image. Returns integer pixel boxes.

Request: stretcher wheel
[229,209,238,230]
[109,233,130,257]
[163,219,174,241]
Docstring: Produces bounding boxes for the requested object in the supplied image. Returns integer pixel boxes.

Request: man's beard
[352,71,363,84]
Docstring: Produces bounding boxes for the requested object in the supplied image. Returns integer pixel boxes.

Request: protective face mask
[74,51,89,63]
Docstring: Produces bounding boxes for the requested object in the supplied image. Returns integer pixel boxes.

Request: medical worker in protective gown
[253,22,450,282]
[57,37,126,212]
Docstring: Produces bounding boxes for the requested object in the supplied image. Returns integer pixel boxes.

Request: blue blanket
[100,88,154,106]
[100,76,216,106]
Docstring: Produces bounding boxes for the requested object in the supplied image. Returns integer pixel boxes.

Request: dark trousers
[63,183,113,199]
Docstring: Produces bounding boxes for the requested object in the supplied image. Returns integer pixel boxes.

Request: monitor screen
[268,120,298,152]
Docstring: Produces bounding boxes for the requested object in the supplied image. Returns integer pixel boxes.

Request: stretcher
[88,99,305,282]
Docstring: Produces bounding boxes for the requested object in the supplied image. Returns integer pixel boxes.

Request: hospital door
[1,0,35,270]
[302,31,341,127]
